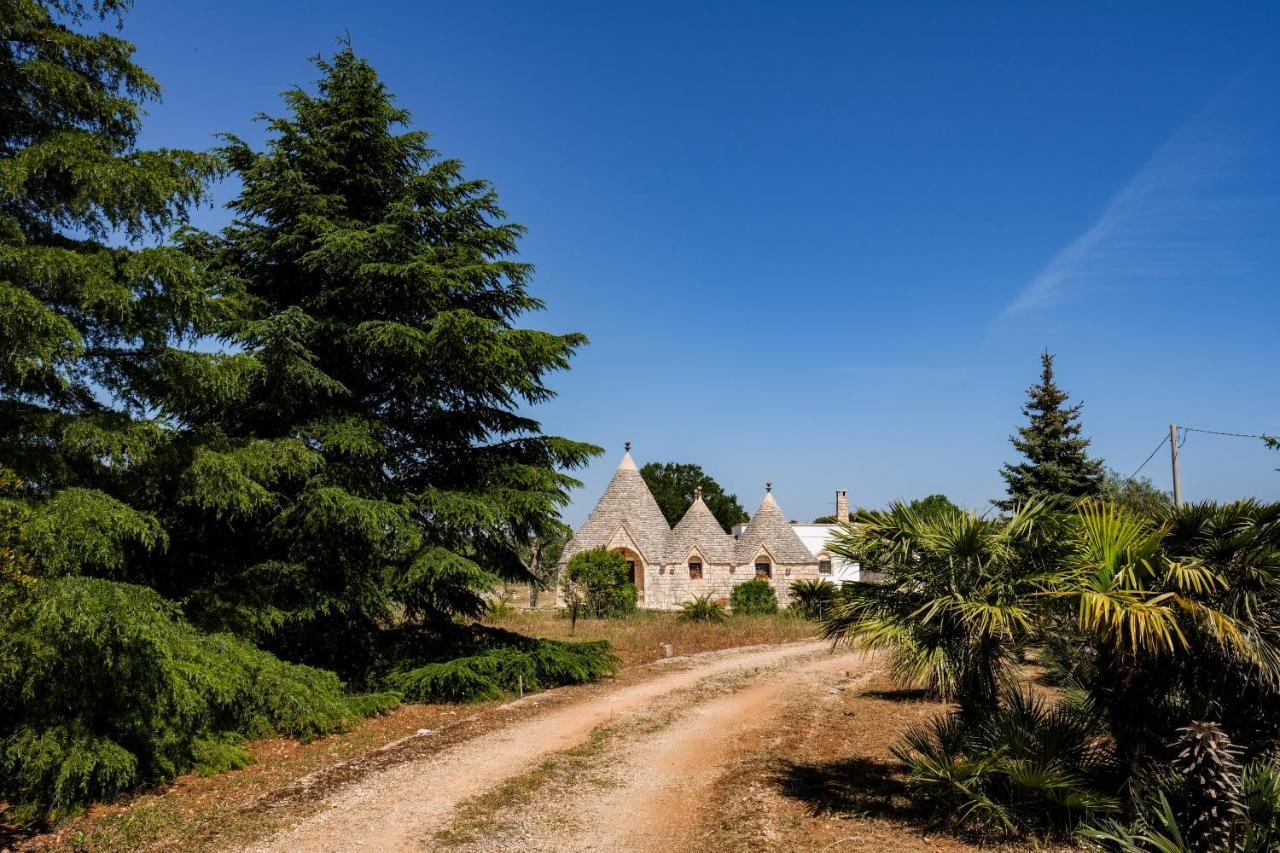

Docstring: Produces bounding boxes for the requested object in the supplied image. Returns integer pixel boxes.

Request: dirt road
[247,641,879,852]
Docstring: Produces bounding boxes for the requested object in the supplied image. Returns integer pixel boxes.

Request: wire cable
[1128,433,1169,481]
[1177,425,1269,438]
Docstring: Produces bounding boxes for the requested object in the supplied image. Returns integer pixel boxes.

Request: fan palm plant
[822,500,1054,722]
[895,688,1120,836]
[1041,501,1269,802]
[789,578,839,620]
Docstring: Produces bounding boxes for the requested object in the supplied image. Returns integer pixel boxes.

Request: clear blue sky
[121,1,1280,525]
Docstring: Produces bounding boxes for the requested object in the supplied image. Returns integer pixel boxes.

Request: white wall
[788,524,861,585]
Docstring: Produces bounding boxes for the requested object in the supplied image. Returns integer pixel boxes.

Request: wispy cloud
[997,78,1276,325]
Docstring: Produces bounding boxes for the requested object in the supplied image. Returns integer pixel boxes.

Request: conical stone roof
[735,487,816,564]
[561,447,672,566]
[671,492,735,564]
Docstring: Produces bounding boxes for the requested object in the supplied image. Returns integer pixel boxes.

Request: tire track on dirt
[246,640,838,852]
[436,649,881,852]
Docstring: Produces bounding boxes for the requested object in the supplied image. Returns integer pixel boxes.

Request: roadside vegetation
[822,355,1280,850]
[0,0,605,826]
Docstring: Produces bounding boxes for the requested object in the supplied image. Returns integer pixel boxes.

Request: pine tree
[168,48,599,675]
[997,351,1104,510]
[0,0,220,577]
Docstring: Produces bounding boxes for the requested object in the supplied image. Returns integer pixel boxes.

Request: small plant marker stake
[518,675,524,699]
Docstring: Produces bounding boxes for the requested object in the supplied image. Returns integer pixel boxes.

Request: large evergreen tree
[997,351,1104,510]
[167,48,599,675]
[640,461,748,531]
[0,0,220,576]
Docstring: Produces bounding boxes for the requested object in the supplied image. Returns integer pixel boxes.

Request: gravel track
[247,640,866,852]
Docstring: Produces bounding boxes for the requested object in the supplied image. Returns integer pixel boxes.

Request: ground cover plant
[384,625,617,703]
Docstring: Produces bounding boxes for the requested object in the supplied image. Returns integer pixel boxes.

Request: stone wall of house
[639,560,819,609]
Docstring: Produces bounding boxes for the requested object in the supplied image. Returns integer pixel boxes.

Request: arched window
[754,558,772,579]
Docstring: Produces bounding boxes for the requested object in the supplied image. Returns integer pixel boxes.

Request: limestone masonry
[560,445,858,608]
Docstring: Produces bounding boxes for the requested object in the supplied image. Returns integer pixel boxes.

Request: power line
[1124,423,1271,487]
[1181,426,1268,440]
[1128,433,1169,481]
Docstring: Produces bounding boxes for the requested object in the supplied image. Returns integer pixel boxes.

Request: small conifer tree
[997,351,1104,510]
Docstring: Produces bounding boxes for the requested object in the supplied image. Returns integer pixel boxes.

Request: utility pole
[1170,423,1182,508]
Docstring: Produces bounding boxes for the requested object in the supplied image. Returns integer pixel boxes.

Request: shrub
[386,635,618,703]
[680,593,728,623]
[730,578,778,615]
[893,689,1119,837]
[0,577,397,825]
[789,578,838,620]
[484,595,516,621]
[560,548,637,628]
[1080,759,1280,852]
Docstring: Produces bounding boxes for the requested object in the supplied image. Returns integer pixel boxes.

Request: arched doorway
[613,547,644,603]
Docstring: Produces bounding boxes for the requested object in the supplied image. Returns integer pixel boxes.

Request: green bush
[0,577,397,824]
[730,578,778,615]
[560,548,637,624]
[789,578,839,620]
[893,689,1119,837]
[680,593,728,623]
[386,635,617,703]
[1080,759,1280,852]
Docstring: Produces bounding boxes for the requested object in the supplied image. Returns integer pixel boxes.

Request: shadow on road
[858,687,933,703]
[773,756,922,820]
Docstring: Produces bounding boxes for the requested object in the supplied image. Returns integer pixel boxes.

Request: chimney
[835,490,849,523]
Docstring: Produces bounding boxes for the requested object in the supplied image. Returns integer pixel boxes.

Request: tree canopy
[639,461,747,532]
[158,47,601,674]
[1098,468,1172,516]
[996,350,1104,510]
[0,0,221,579]
[0,7,609,821]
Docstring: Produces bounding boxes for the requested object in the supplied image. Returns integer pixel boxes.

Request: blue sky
[122,1,1280,525]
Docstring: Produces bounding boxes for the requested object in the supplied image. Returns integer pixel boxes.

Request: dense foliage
[560,548,637,628]
[825,500,1051,721]
[639,461,748,531]
[730,577,778,615]
[0,2,607,823]
[817,494,958,524]
[997,351,1104,510]
[788,578,839,620]
[0,576,397,824]
[385,626,616,703]
[160,47,599,675]
[1099,468,1173,515]
[825,498,1280,846]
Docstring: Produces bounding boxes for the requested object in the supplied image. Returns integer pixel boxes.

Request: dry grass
[491,609,819,668]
